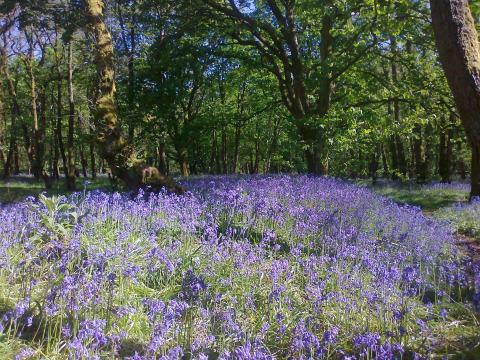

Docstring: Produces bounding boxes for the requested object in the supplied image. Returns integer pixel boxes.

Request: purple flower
[179,269,206,303]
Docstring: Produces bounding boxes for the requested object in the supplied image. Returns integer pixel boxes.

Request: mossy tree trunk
[431,0,480,199]
[84,0,183,194]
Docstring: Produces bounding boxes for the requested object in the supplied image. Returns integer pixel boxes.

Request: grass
[0,175,114,204]
[361,179,480,243]
[358,179,470,213]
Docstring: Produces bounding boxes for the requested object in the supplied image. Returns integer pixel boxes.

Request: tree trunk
[90,138,97,179]
[253,135,260,174]
[77,115,88,177]
[266,115,280,173]
[381,143,389,177]
[25,41,40,179]
[56,72,68,178]
[38,91,51,188]
[369,145,379,184]
[66,42,76,190]
[472,143,480,196]
[177,147,189,177]
[430,0,480,198]
[13,142,19,174]
[393,102,406,178]
[158,141,167,175]
[439,124,450,182]
[209,127,218,174]
[51,89,60,179]
[1,47,19,178]
[413,125,426,183]
[456,141,466,179]
[3,134,16,178]
[221,124,227,174]
[84,0,183,193]
[232,125,241,174]
[297,123,324,175]
[25,35,50,187]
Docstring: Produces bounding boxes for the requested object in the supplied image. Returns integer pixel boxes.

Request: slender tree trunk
[79,148,88,177]
[158,141,167,175]
[84,0,183,193]
[25,34,41,179]
[439,124,449,182]
[221,124,227,174]
[66,42,76,190]
[3,135,15,178]
[90,138,97,179]
[387,100,399,179]
[232,124,241,174]
[177,147,189,177]
[472,143,480,196]
[430,0,480,198]
[25,41,51,187]
[413,125,426,183]
[381,143,389,177]
[393,105,406,177]
[13,143,19,174]
[456,141,466,179]
[446,119,454,181]
[77,115,88,177]
[1,49,17,178]
[389,38,407,178]
[56,72,67,178]
[253,135,260,174]
[369,145,379,184]
[51,89,60,179]
[38,91,51,188]
[266,115,280,173]
[209,127,218,174]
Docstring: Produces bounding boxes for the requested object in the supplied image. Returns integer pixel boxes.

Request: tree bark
[78,115,88,177]
[456,140,466,179]
[177,147,189,177]
[439,122,450,182]
[66,42,77,190]
[297,123,324,175]
[13,142,19,174]
[0,44,18,178]
[430,0,480,198]
[90,137,97,179]
[51,89,59,179]
[157,141,167,175]
[24,32,50,187]
[413,125,426,183]
[221,124,227,174]
[56,67,68,178]
[381,143,389,177]
[209,127,218,174]
[84,0,183,193]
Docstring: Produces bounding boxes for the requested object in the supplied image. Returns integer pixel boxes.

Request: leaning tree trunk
[430,0,480,198]
[84,0,183,194]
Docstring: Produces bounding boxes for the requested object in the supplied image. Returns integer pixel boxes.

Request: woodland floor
[0,175,478,358]
[363,179,480,259]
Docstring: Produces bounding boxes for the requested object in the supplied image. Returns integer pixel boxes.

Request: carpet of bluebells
[0,176,478,359]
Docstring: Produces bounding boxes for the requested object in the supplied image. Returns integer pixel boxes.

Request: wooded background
[0,0,479,193]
